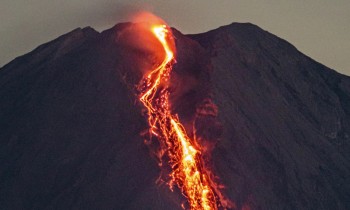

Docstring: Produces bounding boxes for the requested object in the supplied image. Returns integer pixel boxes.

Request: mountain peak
[1,22,349,210]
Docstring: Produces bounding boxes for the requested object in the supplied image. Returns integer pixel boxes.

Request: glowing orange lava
[137,24,230,210]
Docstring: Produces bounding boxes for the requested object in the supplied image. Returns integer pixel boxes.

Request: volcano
[1,22,350,210]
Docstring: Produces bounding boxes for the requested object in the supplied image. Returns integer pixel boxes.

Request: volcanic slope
[0,22,349,210]
[191,23,350,210]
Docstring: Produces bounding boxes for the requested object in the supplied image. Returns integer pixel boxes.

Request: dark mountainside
[0,22,350,210]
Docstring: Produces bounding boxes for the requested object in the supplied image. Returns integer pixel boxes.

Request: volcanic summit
[0,22,350,210]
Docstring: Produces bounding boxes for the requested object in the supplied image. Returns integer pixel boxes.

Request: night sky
[1,0,349,75]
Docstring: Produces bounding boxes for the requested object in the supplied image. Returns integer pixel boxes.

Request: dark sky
[1,0,349,75]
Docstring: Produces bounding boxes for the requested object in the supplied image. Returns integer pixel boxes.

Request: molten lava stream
[137,24,229,210]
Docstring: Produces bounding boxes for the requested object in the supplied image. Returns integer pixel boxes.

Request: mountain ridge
[0,22,349,210]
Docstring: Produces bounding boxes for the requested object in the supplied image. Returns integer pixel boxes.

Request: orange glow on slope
[137,23,231,210]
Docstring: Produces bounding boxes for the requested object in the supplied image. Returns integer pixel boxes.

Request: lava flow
[137,23,230,210]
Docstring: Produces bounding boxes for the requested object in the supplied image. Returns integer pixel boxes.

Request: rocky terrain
[0,22,349,209]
